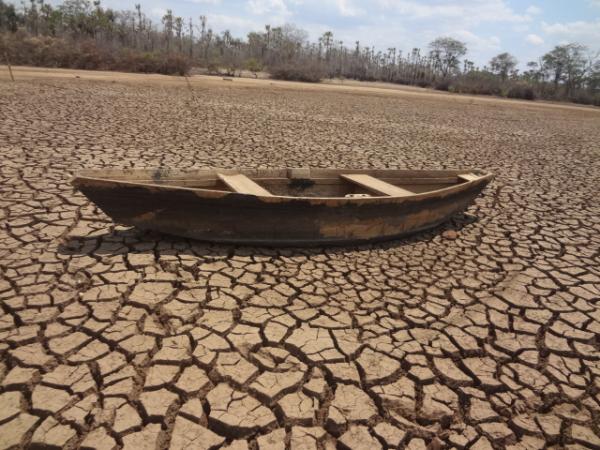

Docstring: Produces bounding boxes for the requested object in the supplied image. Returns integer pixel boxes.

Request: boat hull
[74,175,491,246]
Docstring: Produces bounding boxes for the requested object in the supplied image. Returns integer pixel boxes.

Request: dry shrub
[245,58,262,77]
[506,84,536,101]
[268,60,325,83]
[206,62,220,74]
[117,51,190,75]
[159,54,191,76]
[433,78,451,91]
[567,90,600,107]
[450,72,502,96]
[0,32,190,75]
[73,40,114,69]
[2,32,112,69]
[415,79,433,88]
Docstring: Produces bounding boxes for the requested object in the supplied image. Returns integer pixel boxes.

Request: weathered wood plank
[218,173,273,196]
[341,174,415,197]
[458,173,481,182]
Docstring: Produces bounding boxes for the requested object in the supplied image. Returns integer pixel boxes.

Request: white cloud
[375,0,531,25]
[150,7,167,19]
[526,5,541,15]
[207,13,263,31]
[453,30,501,52]
[335,0,364,17]
[247,0,291,16]
[526,33,544,45]
[587,0,600,7]
[376,1,463,19]
[513,24,530,33]
[243,0,294,26]
[542,19,600,47]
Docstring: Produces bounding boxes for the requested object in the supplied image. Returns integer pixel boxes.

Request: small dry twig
[3,49,15,82]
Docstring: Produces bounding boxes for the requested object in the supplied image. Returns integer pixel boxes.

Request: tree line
[1,0,599,105]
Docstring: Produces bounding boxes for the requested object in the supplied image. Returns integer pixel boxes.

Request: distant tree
[522,61,541,84]
[246,31,264,59]
[463,59,475,73]
[134,3,142,29]
[188,17,193,58]
[59,0,94,36]
[429,37,467,77]
[588,58,600,93]
[542,43,587,93]
[25,0,39,35]
[264,24,270,57]
[162,9,173,52]
[0,0,20,32]
[322,31,333,60]
[490,52,517,80]
[174,16,183,52]
[204,28,213,64]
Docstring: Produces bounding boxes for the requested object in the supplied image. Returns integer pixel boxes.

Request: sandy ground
[1,66,599,449]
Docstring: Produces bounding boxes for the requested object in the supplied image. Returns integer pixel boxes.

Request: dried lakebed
[0,68,599,449]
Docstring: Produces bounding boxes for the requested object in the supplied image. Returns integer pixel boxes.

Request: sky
[62,0,600,68]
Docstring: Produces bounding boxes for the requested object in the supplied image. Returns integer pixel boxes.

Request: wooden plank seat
[218,173,273,196]
[341,174,415,197]
[458,173,481,182]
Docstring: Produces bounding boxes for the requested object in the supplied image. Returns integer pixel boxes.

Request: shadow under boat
[57,211,479,257]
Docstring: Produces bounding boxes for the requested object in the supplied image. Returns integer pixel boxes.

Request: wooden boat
[72,168,493,246]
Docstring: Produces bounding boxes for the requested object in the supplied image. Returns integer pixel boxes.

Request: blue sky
[67,0,600,67]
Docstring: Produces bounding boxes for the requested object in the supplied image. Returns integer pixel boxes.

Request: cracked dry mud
[1,68,600,450]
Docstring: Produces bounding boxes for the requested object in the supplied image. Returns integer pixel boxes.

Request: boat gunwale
[74,167,486,178]
[72,169,494,205]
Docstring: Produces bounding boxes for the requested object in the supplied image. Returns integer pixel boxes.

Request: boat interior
[77,168,486,198]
